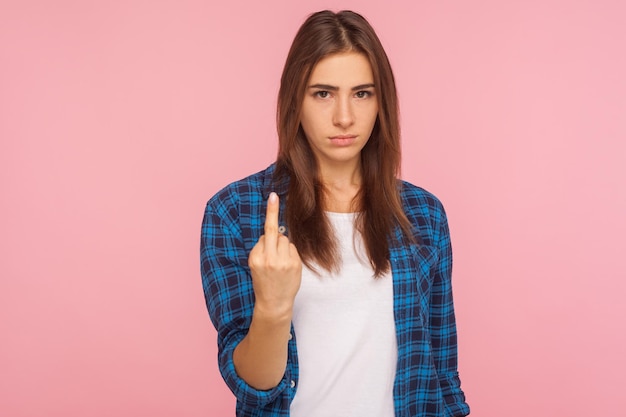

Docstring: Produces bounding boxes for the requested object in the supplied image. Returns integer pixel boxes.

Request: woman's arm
[429,205,470,417]
[201,188,301,407]
[233,192,301,389]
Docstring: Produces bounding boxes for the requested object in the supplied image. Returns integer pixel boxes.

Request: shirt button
[278,225,286,234]
[290,380,296,388]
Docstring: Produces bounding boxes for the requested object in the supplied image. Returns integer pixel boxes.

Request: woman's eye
[315,91,330,99]
[355,91,372,99]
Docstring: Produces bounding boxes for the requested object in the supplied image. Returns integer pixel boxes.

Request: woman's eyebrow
[308,83,338,91]
[308,83,376,91]
[351,83,375,91]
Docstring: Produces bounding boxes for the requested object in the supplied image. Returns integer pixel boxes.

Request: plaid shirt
[200,164,469,417]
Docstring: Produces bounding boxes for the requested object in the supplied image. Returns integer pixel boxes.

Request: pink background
[1,0,625,416]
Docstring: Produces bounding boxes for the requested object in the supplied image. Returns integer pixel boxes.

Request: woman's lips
[329,135,357,146]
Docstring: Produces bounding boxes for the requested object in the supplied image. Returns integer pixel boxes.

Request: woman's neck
[318,162,363,213]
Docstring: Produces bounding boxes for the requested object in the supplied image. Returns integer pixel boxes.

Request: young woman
[201,10,470,417]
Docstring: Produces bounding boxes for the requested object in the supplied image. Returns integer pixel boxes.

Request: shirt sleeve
[429,203,471,417]
[200,190,291,410]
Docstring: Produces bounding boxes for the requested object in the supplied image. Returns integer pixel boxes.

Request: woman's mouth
[329,135,357,146]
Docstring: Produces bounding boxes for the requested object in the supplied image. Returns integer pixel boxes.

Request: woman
[201,10,470,417]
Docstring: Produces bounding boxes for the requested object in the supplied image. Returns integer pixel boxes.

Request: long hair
[275,10,414,276]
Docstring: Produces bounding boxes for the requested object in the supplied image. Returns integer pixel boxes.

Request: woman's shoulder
[204,163,278,216]
[398,180,445,210]
[396,180,451,248]
[397,179,448,227]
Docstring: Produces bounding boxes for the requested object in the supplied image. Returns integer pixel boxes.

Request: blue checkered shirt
[200,163,470,416]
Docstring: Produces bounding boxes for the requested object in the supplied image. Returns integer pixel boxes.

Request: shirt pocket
[409,243,439,321]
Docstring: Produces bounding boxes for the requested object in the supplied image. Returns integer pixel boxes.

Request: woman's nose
[332,96,354,128]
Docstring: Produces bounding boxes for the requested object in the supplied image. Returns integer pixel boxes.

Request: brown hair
[275,10,414,276]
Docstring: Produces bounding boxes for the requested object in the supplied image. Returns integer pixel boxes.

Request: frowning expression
[299,52,379,172]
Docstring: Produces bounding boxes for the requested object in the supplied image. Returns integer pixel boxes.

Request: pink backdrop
[1,1,625,416]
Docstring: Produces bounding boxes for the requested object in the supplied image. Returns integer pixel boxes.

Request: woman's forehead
[307,52,374,87]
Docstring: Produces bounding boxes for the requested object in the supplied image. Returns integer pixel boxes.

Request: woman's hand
[233,192,301,389]
[248,192,302,316]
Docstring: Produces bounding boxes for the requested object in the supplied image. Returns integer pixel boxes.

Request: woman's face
[299,52,378,173]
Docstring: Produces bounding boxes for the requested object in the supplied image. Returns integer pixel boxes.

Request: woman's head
[276,10,400,177]
[276,10,412,276]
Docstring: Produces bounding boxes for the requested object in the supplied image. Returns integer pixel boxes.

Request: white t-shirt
[290,212,397,417]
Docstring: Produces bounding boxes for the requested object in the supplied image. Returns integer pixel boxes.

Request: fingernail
[269,192,277,203]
